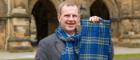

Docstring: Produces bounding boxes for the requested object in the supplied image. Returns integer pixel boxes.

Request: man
[35,1,101,60]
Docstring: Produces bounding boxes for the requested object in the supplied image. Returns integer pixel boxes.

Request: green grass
[11,54,140,60]
[114,53,140,58]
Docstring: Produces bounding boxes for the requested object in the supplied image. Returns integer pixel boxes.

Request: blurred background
[0,0,140,60]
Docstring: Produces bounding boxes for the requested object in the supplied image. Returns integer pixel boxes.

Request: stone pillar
[7,0,33,52]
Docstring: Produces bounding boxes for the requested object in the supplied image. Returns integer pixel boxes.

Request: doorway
[32,0,58,44]
[90,0,110,20]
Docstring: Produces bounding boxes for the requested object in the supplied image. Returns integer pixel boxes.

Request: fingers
[89,16,100,23]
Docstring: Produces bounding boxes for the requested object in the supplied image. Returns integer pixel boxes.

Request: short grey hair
[57,1,80,16]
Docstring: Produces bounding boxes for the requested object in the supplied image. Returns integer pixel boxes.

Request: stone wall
[0,0,140,49]
[0,0,7,17]
[0,0,7,49]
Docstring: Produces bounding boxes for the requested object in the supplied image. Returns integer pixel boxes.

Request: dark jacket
[35,33,64,60]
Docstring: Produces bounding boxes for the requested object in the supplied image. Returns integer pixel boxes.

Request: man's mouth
[67,23,75,25]
[66,21,76,25]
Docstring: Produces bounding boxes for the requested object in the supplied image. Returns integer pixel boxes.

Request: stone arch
[103,0,120,38]
[102,0,120,19]
[90,0,119,19]
[90,0,120,19]
[32,0,58,44]
[90,0,120,38]
[90,0,110,20]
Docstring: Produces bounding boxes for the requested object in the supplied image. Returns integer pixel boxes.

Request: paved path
[114,46,140,54]
[1,46,140,60]
[0,51,35,60]
[114,46,140,60]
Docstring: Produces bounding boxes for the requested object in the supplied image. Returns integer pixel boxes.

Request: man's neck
[66,33,75,37]
[64,30,75,36]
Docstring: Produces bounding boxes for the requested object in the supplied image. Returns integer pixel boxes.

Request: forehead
[61,5,78,13]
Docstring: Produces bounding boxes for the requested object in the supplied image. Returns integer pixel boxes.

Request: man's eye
[73,15,77,17]
[64,15,70,17]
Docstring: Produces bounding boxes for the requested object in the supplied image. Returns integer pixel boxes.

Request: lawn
[114,53,140,58]
[11,54,140,60]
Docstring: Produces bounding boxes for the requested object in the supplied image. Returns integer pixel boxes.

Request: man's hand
[89,16,101,23]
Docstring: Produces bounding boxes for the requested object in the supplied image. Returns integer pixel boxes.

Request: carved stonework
[119,19,140,38]
[120,19,133,38]
[0,20,6,49]
[0,0,7,17]
[11,18,30,38]
[11,0,29,17]
[133,0,140,16]
[120,0,132,17]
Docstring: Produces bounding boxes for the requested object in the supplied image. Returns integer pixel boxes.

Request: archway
[90,0,110,20]
[32,0,58,44]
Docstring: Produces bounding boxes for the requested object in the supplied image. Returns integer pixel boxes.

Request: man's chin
[66,27,75,31]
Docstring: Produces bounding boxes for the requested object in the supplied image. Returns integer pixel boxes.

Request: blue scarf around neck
[55,27,79,60]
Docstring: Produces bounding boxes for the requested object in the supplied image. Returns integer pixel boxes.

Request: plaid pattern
[79,18,113,60]
[55,27,79,60]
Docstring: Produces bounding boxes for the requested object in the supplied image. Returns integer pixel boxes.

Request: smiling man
[35,1,100,60]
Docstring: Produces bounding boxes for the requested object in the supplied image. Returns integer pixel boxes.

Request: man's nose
[69,15,74,20]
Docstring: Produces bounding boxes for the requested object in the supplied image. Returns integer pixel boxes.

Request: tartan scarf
[55,27,79,60]
[79,18,113,60]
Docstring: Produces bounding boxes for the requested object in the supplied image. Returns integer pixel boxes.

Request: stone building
[0,0,140,50]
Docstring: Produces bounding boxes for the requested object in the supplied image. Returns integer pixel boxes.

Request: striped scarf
[55,27,79,60]
[79,18,113,60]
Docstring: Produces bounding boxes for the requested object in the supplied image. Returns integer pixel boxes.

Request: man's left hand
[89,16,101,23]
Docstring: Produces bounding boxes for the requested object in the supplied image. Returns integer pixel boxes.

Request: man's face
[58,5,80,34]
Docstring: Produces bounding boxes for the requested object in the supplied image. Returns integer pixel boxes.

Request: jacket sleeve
[35,40,49,60]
